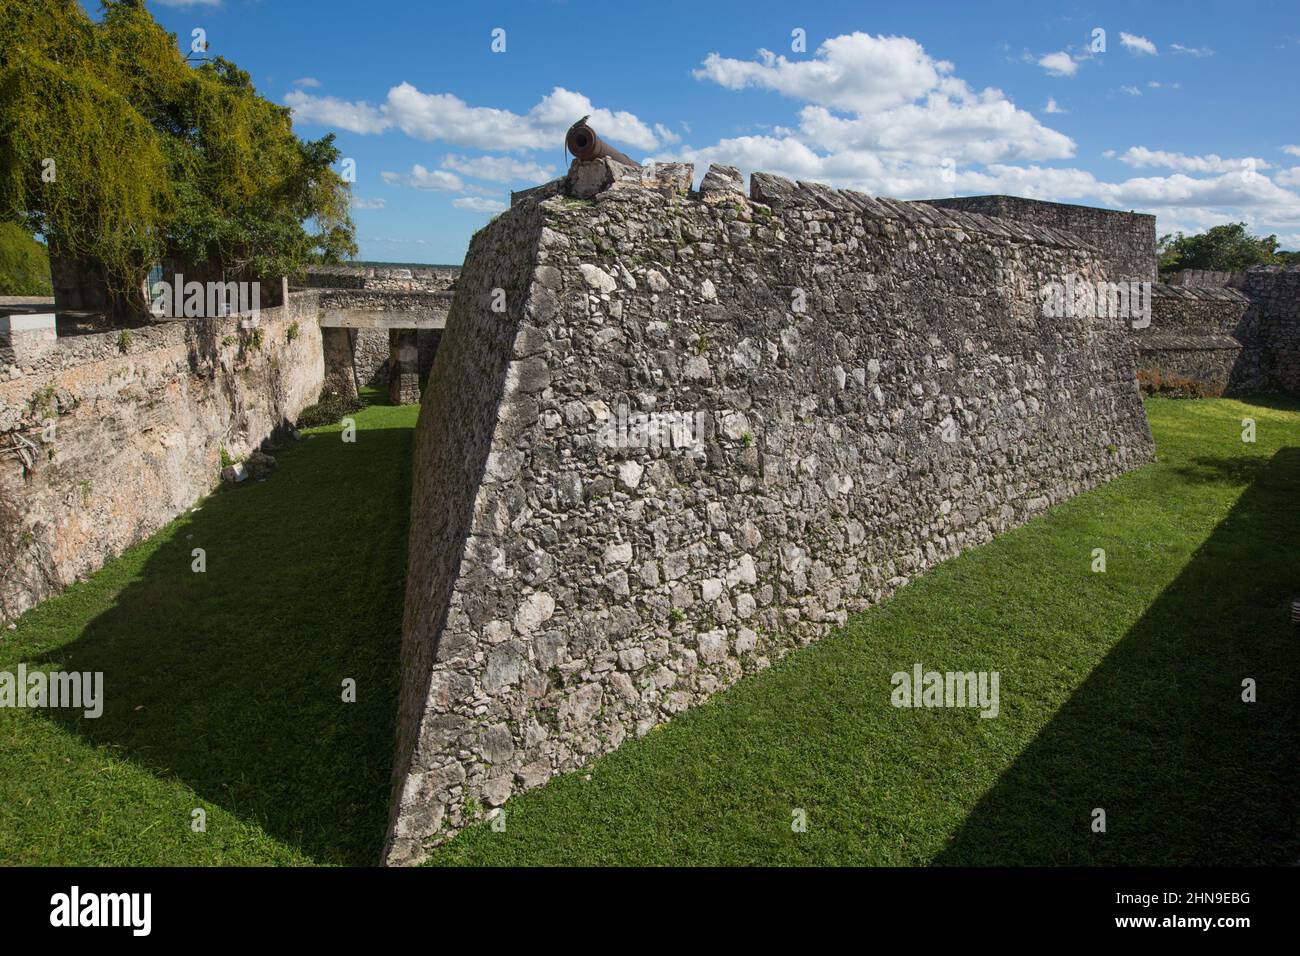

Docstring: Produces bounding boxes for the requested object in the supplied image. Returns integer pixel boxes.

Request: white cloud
[1146,81,1181,90]
[292,77,321,89]
[1170,43,1214,57]
[441,154,556,184]
[1276,168,1300,188]
[380,165,464,191]
[1119,32,1158,56]
[693,34,1074,166]
[1282,145,1300,158]
[285,92,390,134]
[654,123,681,145]
[1117,147,1271,174]
[1045,98,1066,114]
[1119,85,1143,96]
[287,85,665,153]
[1038,51,1079,76]
[694,34,946,112]
[452,197,508,213]
[349,197,386,210]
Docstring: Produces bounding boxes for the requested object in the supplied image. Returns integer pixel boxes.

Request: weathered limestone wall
[384,163,1155,865]
[0,293,323,621]
[924,195,1157,283]
[1133,284,1250,393]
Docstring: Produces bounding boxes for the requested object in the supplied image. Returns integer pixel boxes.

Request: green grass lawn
[2,396,1297,866]
[0,394,418,865]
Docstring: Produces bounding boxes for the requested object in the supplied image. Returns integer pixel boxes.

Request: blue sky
[137,0,1300,264]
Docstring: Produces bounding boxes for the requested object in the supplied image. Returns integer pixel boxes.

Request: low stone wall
[0,293,324,622]
[383,163,1155,865]
[1133,284,1250,394]
[299,265,459,293]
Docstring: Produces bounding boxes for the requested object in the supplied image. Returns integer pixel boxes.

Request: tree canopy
[0,0,355,308]
[1158,222,1300,278]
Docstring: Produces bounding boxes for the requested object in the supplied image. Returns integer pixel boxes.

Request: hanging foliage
[0,0,355,311]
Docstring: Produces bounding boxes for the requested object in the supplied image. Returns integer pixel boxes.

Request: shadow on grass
[935,447,1300,865]
[1171,454,1270,486]
[35,417,414,865]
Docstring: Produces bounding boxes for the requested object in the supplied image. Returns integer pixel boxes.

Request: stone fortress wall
[0,293,324,622]
[923,195,1157,283]
[1135,284,1251,393]
[382,160,1157,865]
[924,197,1300,395]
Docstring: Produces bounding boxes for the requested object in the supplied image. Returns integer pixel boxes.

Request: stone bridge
[315,288,454,404]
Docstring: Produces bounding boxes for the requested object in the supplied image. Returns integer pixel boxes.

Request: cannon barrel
[565,118,640,168]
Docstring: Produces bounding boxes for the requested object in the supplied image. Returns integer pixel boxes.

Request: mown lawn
[2,396,1297,866]
[0,395,418,865]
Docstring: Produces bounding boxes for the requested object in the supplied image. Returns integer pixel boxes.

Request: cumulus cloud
[1275,168,1300,189]
[380,165,464,191]
[1282,145,1300,158]
[285,91,390,134]
[287,85,666,152]
[694,34,946,112]
[693,33,1074,166]
[1117,147,1271,174]
[292,77,321,89]
[1037,51,1079,76]
[349,197,386,210]
[452,196,508,213]
[1119,32,1158,56]
[1045,98,1066,114]
[441,154,556,184]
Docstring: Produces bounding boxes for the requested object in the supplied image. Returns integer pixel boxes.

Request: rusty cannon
[564,116,640,168]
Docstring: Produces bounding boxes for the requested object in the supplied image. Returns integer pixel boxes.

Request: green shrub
[1136,367,1223,399]
[295,391,367,429]
[116,329,132,352]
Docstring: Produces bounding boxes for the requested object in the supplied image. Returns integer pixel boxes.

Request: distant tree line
[1158,222,1300,279]
[0,0,355,317]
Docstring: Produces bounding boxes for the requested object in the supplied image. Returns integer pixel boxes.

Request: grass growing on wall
[0,396,418,865]
[1,397,1297,865]
[430,396,1300,866]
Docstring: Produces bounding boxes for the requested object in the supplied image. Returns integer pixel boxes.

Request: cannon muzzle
[565,118,640,168]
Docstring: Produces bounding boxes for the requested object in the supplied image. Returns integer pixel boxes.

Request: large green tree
[1157,222,1296,278]
[0,0,355,317]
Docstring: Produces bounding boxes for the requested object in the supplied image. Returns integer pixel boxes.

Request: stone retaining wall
[383,163,1156,865]
[0,293,323,621]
